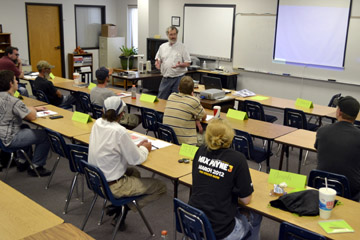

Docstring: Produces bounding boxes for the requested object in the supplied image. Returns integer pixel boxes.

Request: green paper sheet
[140,94,158,103]
[179,143,199,159]
[268,169,307,189]
[318,220,354,234]
[295,98,314,108]
[72,111,92,124]
[226,109,248,120]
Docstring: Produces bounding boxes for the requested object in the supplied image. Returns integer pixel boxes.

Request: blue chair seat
[80,160,154,239]
[265,114,278,123]
[279,222,326,240]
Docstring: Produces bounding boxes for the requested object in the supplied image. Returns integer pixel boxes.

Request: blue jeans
[8,126,50,167]
[222,209,262,240]
[157,75,183,100]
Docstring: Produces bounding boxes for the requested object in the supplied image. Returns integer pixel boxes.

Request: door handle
[55,46,61,50]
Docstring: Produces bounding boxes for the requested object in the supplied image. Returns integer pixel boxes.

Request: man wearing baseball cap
[34,60,77,109]
[315,96,360,201]
[88,96,166,229]
[90,66,140,129]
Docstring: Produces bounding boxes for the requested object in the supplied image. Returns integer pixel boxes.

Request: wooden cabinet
[68,53,93,82]
[0,33,11,58]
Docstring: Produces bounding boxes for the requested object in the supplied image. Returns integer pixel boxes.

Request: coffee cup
[213,106,221,118]
[73,72,80,84]
[319,187,336,219]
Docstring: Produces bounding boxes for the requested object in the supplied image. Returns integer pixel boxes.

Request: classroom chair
[36,89,73,110]
[140,107,162,138]
[63,144,88,214]
[91,103,103,119]
[174,198,216,240]
[311,93,341,124]
[0,139,40,180]
[232,129,271,171]
[77,92,92,114]
[29,80,38,97]
[45,128,70,189]
[157,122,179,145]
[308,169,351,199]
[243,100,278,123]
[279,222,326,240]
[283,108,319,170]
[80,160,154,240]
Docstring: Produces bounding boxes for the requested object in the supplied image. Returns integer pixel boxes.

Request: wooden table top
[275,129,317,152]
[179,169,360,240]
[236,95,336,117]
[194,84,234,94]
[31,105,94,138]
[122,93,167,113]
[74,132,192,180]
[0,181,64,240]
[196,69,238,76]
[23,223,94,240]
[112,72,162,80]
[22,96,47,107]
[208,110,296,140]
[326,110,360,122]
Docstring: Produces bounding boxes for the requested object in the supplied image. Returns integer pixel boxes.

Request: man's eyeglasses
[15,54,19,57]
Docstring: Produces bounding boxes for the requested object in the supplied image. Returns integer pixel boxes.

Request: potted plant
[119,45,138,70]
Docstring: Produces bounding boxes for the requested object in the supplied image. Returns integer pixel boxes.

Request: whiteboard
[233,7,360,85]
[183,4,235,61]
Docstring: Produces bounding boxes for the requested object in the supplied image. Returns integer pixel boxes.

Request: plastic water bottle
[160,230,168,239]
[202,60,207,69]
[131,85,137,99]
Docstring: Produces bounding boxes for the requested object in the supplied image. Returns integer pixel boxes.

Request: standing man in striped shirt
[163,76,206,145]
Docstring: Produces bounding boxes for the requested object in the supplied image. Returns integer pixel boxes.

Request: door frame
[25,3,65,77]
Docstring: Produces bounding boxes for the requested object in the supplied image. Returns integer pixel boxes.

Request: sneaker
[111,205,129,231]
[27,166,52,177]
[16,160,29,172]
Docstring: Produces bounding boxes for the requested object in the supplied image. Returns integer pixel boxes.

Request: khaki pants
[109,168,166,211]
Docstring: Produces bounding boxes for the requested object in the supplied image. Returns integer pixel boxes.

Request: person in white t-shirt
[155,26,191,100]
[88,96,167,229]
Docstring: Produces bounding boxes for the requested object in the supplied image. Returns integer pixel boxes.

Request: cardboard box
[101,24,117,37]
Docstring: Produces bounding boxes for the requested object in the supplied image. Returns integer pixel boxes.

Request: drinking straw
[325,177,328,190]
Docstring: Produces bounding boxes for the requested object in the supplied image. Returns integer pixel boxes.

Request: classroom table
[275,129,317,173]
[22,96,47,107]
[179,169,360,240]
[235,95,336,125]
[326,110,360,122]
[122,93,167,113]
[0,181,64,240]
[111,72,162,90]
[31,104,94,138]
[217,112,296,172]
[73,132,192,198]
[23,223,94,240]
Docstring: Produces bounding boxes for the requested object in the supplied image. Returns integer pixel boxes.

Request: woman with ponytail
[189,118,262,240]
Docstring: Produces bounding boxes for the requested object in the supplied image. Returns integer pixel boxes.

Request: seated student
[189,118,262,240]
[0,70,51,176]
[34,60,78,109]
[90,67,140,129]
[0,46,29,96]
[88,96,167,229]
[163,76,206,145]
[315,96,360,201]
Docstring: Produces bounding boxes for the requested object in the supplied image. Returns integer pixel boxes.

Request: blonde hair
[205,118,234,150]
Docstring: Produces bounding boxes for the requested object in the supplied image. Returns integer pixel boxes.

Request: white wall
[142,0,360,105]
[0,0,124,78]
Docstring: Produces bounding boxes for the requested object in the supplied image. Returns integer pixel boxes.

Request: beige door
[26,4,63,77]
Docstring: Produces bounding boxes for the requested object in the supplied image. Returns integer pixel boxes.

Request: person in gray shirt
[90,67,140,129]
[0,70,51,176]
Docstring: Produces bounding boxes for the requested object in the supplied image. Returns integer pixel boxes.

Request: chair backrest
[157,123,179,145]
[308,169,351,199]
[45,128,69,159]
[283,108,308,129]
[232,129,253,160]
[279,222,326,240]
[80,160,140,206]
[77,92,92,113]
[244,100,265,121]
[29,80,38,97]
[36,89,50,103]
[67,144,88,174]
[328,93,341,107]
[174,198,216,240]
[141,107,161,137]
[91,103,103,119]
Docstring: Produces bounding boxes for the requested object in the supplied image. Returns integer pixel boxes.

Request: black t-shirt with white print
[189,145,253,239]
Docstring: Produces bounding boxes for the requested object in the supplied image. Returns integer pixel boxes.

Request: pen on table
[152,145,159,149]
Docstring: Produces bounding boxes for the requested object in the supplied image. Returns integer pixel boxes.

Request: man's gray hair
[166,26,178,35]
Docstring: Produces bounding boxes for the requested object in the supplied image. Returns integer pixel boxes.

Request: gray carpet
[1,104,327,240]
